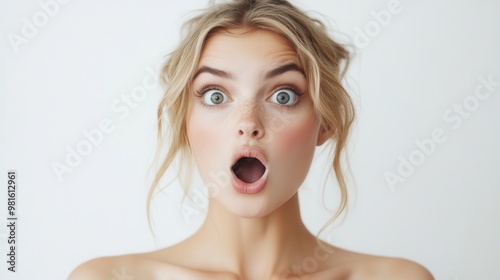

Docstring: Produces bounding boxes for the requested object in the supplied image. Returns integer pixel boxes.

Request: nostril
[237,121,264,139]
[238,128,262,138]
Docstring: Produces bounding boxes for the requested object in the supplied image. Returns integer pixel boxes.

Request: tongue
[233,157,265,183]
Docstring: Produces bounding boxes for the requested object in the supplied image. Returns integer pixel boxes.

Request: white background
[1,0,499,279]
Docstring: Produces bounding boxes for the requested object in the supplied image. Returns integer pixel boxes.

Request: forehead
[199,28,299,67]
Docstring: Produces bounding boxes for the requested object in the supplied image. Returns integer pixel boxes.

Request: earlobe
[316,125,333,146]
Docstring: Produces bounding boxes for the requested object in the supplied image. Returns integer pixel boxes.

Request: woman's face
[187,28,328,217]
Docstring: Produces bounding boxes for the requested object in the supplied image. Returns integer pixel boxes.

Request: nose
[235,102,265,140]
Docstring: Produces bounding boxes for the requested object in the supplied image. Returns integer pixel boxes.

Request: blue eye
[203,89,228,105]
[269,89,298,105]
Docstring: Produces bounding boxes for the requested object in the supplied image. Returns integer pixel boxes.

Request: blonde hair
[149,0,355,240]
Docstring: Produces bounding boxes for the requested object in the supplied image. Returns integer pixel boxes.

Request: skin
[68,29,434,280]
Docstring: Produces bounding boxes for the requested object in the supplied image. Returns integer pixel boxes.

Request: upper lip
[231,146,268,170]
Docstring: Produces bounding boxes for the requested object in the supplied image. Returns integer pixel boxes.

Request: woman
[70,0,434,279]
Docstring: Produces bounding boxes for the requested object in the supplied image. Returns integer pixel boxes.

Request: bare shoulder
[68,256,115,280]
[356,256,434,280]
[67,251,237,280]
[68,255,144,280]
[67,253,181,280]
[322,246,434,280]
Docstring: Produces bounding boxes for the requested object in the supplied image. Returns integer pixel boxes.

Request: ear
[316,124,334,146]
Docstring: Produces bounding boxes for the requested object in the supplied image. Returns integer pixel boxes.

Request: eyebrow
[265,63,305,79]
[193,63,305,80]
[193,66,234,80]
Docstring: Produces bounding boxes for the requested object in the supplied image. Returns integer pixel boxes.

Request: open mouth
[231,157,266,183]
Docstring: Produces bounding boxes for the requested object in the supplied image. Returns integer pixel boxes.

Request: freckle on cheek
[238,104,263,121]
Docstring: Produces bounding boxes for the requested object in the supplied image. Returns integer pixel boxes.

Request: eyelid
[269,89,297,105]
[195,85,230,107]
[195,85,228,97]
[267,84,304,107]
[194,84,304,107]
[273,84,304,96]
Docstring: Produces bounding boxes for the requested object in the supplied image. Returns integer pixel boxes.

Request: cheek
[265,113,319,197]
[271,113,319,166]
[187,109,228,171]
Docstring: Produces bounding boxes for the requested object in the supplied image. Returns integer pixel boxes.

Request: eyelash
[195,85,221,97]
[194,85,226,109]
[194,84,304,109]
[273,84,304,109]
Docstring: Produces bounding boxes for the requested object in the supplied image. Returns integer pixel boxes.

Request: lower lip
[231,170,268,194]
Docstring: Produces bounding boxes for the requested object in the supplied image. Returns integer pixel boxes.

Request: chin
[216,186,295,219]
[216,190,272,218]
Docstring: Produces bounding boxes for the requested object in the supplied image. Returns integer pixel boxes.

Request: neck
[185,193,318,279]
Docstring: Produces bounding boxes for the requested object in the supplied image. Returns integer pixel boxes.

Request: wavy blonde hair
[149,0,355,240]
